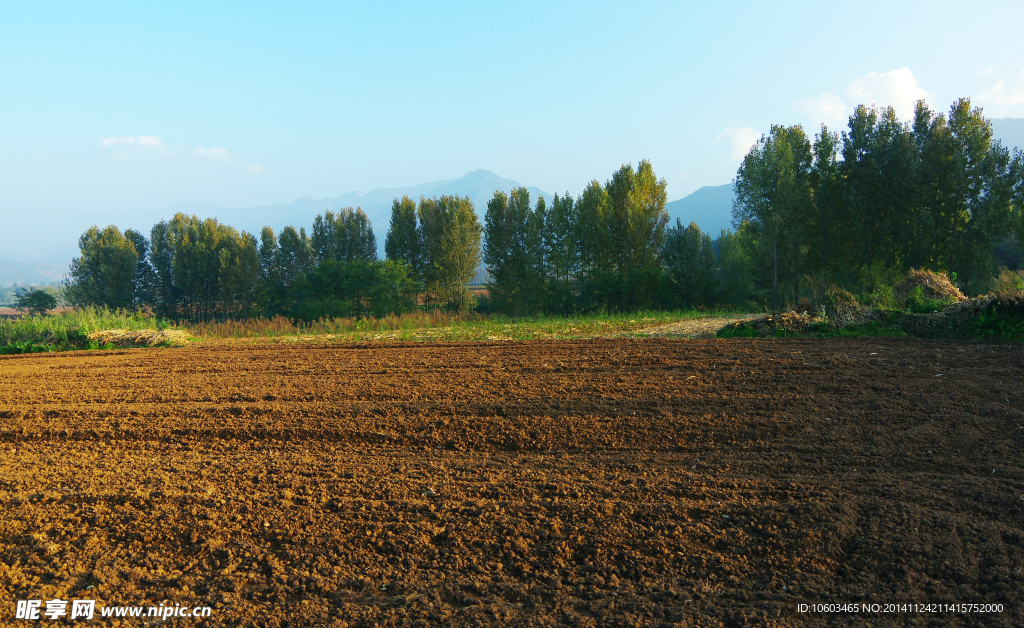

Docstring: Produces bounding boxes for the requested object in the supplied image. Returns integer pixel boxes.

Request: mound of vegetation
[902,289,1024,340]
[893,268,966,312]
[717,270,1023,341]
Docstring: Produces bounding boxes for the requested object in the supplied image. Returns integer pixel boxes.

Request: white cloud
[99,135,168,153]
[979,67,1024,114]
[717,127,762,162]
[793,92,849,130]
[194,147,263,174]
[980,81,1024,106]
[194,146,232,160]
[846,67,933,120]
[99,136,262,173]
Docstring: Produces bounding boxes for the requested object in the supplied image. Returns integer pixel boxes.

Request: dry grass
[87,328,192,348]
[187,311,479,339]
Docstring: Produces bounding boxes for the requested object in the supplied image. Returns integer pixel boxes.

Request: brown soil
[0,338,1022,627]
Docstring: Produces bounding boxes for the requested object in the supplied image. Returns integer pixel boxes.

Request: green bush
[868,285,897,310]
[965,308,1024,341]
[716,323,758,338]
[906,285,951,314]
[0,306,165,353]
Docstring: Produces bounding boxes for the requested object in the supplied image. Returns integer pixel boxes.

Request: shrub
[868,285,898,310]
[905,286,951,314]
[991,267,1024,294]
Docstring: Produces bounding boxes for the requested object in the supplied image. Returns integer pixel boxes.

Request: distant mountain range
[665,184,734,237]
[992,117,1024,153]
[164,169,551,259]
[0,258,67,287]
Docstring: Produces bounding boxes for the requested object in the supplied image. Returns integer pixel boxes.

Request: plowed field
[0,338,1022,627]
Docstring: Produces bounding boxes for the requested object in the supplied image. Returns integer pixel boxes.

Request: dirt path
[0,338,1021,627]
[632,315,760,338]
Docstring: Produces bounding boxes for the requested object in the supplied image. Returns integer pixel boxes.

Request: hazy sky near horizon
[2,0,1024,261]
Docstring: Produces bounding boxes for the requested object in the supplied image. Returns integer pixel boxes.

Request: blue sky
[2,1,1024,262]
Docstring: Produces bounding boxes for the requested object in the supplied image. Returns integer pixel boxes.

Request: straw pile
[893,269,965,309]
[822,286,877,327]
[718,311,822,337]
[901,289,1024,337]
[87,329,192,348]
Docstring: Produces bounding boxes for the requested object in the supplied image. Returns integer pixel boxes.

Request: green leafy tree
[384,196,424,279]
[483,188,546,315]
[716,226,760,305]
[124,229,157,307]
[367,260,422,317]
[1012,150,1024,247]
[312,207,377,263]
[257,226,282,313]
[566,161,669,312]
[841,105,916,286]
[288,259,419,320]
[172,216,238,321]
[808,125,843,275]
[14,288,57,316]
[278,225,313,285]
[662,221,718,306]
[219,231,261,319]
[733,125,813,310]
[543,192,576,314]
[571,180,611,310]
[149,215,188,318]
[942,98,1015,288]
[418,195,482,311]
[605,160,669,275]
[66,225,139,309]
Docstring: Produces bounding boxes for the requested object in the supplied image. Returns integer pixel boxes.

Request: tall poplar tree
[418,195,482,311]
[662,220,718,306]
[384,195,424,279]
[124,228,157,307]
[543,192,576,313]
[278,226,313,286]
[218,231,261,319]
[311,207,377,263]
[66,225,139,309]
[734,125,812,310]
[483,188,544,315]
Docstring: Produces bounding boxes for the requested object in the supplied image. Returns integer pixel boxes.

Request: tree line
[64,97,1023,320]
[729,98,1023,308]
[64,200,481,321]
